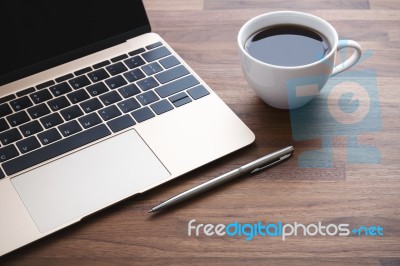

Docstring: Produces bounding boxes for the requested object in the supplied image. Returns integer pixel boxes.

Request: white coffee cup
[238,11,362,109]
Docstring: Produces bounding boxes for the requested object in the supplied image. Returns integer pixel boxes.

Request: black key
[0,118,9,132]
[16,87,35,97]
[37,128,62,145]
[187,85,210,100]
[159,56,180,69]
[0,94,16,104]
[118,84,140,98]
[40,113,63,129]
[16,136,41,154]
[48,96,70,111]
[30,89,53,104]
[0,103,12,117]
[107,115,135,133]
[150,99,174,115]
[124,56,146,69]
[106,62,128,76]
[80,98,103,113]
[131,107,154,123]
[86,82,109,97]
[155,65,189,84]
[27,104,51,119]
[155,75,199,98]
[0,128,22,145]
[0,168,4,179]
[93,60,111,69]
[49,82,72,97]
[123,69,146,83]
[111,54,128,63]
[55,73,74,83]
[117,98,141,113]
[74,67,92,76]
[78,113,102,129]
[99,91,122,106]
[141,62,163,75]
[67,89,90,104]
[169,92,192,107]
[105,75,127,90]
[60,105,84,121]
[19,120,43,137]
[87,69,110,83]
[128,48,145,56]
[137,91,159,106]
[36,80,55,90]
[69,75,91,89]
[10,96,33,111]
[98,106,121,121]
[146,42,163,50]
[0,145,19,163]
[137,77,159,91]
[3,125,110,176]
[142,46,171,62]
[58,120,82,137]
[6,111,30,127]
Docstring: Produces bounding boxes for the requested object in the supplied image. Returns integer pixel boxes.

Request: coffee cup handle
[331,40,362,77]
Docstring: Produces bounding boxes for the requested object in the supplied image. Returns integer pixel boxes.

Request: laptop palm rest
[11,129,170,233]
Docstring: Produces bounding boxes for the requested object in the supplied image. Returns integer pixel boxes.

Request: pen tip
[148,209,154,213]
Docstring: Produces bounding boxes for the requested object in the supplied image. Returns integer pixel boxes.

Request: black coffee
[245,24,330,67]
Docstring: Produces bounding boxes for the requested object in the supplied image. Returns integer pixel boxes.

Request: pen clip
[250,153,292,174]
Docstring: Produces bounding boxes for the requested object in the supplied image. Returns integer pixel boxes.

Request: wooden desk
[2,0,399,265]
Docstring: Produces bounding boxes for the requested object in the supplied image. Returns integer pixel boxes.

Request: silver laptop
[0,0,254,256]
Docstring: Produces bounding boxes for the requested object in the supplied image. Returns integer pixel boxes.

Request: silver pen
[149,146,294,213]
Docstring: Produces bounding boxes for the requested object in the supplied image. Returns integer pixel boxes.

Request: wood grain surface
[1,0,399,265]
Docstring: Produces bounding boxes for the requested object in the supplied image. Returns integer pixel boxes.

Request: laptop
[0,0,254,256]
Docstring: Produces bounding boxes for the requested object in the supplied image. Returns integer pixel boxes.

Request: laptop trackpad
[11,129,170,233]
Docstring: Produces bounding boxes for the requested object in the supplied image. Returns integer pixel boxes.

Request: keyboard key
[150,99,174,115]
[118,84,140,98]
[0,168,4,179]
[80,98,103,113]
[10,96,33,111]
[27,104,51,119]
[36,80,55,90]
[67,89,90,104]
[3,124,110,176]
[87,69,110,83]
[74,67,92,76]
[123,69,145,82]
[16,136,41,154]
[40,113,63,129]
[117,98,141,113]
[78,113,102,129]
[155,75,199,98]
[0,94,16,104]
[16,87,35,97]
[187,85,210,100]
[169,92,192,107]
[111,54,128,63]
[19,120,43,137]
[142,46,171,62]
[0,128,22,145]
[0,118,9,132]
[86,82,109,97]
[159,56,180,69]
[131,107,154,123]
[93,60,111,69]
[155,65,189,84]
[137,77,159,91]
[60,105,84,121]
[99,91,122,106]
[48,96,70,111]
[141,62,163,75]
[69,75,91,89]
[107,114,135,133]
[128,48,145,56]
[146,42,163,50]
[124,56,145,69]
[137,91,159,106]
[105,75,127,90]
[30,89,53,104]
[37,128,62,145]
[106,62,128,76]
[0,103,12,117]
[58,120,82,137]
[98,106,121,121]
[0,145,19,163]
[55,73,74,83]
[6,111,30,127]
[49,82,72,97]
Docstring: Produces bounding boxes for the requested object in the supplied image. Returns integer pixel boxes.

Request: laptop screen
[0,0,150,86]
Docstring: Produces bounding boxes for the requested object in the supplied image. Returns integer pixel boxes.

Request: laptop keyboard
[0,42,210,179]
